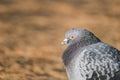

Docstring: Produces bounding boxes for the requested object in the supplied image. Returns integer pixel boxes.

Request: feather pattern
[61,28,120,80]
[78,43,120,80]
[64,43,120,80]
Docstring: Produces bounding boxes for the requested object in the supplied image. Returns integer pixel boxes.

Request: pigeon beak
[61,39,69,45]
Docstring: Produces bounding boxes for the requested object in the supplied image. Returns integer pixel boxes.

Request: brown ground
[0,0,120,80]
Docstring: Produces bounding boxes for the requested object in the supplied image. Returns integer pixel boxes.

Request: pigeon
[61,28,120,80]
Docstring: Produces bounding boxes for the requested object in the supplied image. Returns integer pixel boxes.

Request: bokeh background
[0,0,120,80]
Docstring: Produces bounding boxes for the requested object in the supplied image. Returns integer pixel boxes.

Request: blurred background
[0,0,120,80]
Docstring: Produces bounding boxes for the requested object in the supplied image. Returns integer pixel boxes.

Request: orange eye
[70,35,74,39]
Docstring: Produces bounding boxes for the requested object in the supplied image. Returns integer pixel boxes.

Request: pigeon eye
[70,35,74,39]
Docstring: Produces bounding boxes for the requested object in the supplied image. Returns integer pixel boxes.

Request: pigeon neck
[75,35,101,47]
[62,36,101,66]
[62,42,79,66]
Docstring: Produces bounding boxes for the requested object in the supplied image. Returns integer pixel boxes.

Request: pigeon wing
[78,43,120,80]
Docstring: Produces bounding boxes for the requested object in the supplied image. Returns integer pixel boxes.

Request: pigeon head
[61,28,101,46]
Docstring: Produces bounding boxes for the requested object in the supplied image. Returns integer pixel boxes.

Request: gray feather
[61,28,120,80]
